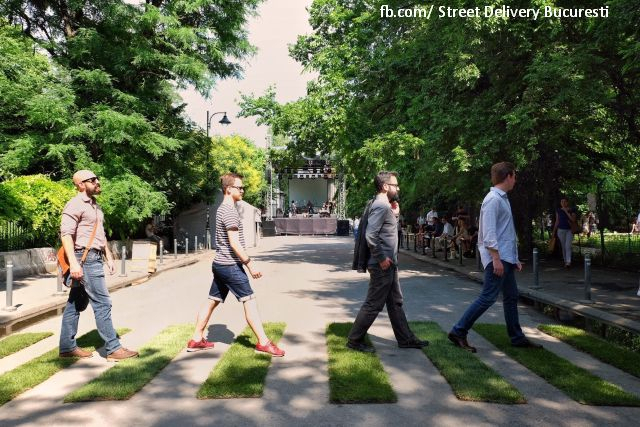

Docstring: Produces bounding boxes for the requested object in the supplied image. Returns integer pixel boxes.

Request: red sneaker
[255,340,285,357]
[187,339,215,352]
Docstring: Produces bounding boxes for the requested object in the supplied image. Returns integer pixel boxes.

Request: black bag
[69,281,90,312]
[352,199,374,273]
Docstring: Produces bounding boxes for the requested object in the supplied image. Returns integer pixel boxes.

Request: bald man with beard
[58,170,138,362]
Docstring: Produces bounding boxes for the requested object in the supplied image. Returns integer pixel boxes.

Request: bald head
[72,170,101,196]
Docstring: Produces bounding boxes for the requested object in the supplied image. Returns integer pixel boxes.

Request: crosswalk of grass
[325,322,396,404]
[538,324,640,379]
[410,321,526,403]
[64,324,193,402]
[0,332,53,359]
[475,323,640,406]
[0,328,130,406]
[197,322,286,399]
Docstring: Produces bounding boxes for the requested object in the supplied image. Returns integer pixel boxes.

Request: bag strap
[80,210,100,265]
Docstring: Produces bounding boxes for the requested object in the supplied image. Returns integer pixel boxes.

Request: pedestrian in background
[552,197,577,268]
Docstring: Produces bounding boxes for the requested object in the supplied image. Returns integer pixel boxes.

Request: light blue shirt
[478,187,519,268]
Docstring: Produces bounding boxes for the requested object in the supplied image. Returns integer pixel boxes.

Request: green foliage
[0,175,75,245]
[241,0,640,250]
[208,135,266,207]
[98,174,171,240]
[1,1,262,240]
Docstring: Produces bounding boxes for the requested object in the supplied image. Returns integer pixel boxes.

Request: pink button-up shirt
[60,193,106,250]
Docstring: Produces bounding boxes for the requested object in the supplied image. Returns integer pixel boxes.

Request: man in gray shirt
[347,171,428,352]
[448,162,542,352]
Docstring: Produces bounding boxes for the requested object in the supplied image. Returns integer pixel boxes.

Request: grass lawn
[538,324,640,379]
[325,322,396,404]
[0,328,130,406]
[197,322,286,399]
[474,324,640,406]
[0,332,53,359]
[410,321,525,404]
[64,324,193,402]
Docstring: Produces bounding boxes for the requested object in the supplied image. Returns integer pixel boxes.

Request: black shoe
[398,339,429,349]
[511,339,543,349]
[346,340,376,353]
[447,332,477,353]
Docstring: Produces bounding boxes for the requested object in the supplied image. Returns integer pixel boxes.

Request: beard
[388,193,400,203]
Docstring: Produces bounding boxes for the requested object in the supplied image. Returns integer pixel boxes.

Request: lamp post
[205,111,231,249]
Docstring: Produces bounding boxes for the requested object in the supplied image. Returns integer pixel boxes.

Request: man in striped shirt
[187,173,284,356]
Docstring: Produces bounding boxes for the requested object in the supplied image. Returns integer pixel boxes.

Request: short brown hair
[374,171,398,192]
[221,173,242,193]
[490,162,515,185]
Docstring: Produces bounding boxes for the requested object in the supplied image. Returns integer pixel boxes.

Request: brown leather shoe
[106,347,139,362]
[60,347,93,358]
[448,332,477,353]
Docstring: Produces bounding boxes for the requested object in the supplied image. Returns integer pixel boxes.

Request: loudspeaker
[262,221,276,237]
[337,220,350,236]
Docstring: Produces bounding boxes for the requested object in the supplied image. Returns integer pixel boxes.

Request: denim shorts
[209,262,255,302]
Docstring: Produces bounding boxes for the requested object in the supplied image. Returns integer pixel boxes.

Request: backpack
[352,199,374,273]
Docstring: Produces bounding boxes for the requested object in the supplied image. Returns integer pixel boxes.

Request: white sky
[180,0,315,148]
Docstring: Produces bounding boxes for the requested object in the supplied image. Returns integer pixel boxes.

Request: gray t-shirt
[214,203,245,265]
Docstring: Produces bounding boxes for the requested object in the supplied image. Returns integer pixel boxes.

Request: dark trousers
[348,264,416,344]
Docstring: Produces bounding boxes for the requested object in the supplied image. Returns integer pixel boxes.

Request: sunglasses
[230,186,245,191]
[82,176,99,184]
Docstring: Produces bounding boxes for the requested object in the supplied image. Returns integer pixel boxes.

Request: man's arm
[228,229,262,279]
[365,203,391,268]
[104,243,115,275]
[61,234,83,280]
[481,199,505,276]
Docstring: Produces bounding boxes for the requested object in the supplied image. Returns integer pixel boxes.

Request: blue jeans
[59,250,121,354]
[451,261,526,344]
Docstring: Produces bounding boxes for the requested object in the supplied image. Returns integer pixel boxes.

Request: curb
[400,248,640,336]
[0,251,210,336]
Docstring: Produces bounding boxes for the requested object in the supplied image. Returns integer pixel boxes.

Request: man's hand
[379,257,392,270]
[106,259,115,275]
[70,261,83,280]
[247,263,262,279]
[391,201,400,217]
[492,259,504,277]
[516,261,523,272]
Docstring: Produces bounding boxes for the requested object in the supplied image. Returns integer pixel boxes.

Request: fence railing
[0,221,44,252]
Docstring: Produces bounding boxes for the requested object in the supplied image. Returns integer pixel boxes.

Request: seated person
[452,218,471,256]
[466,220,479,257]
[432,216,453,252]
[423,218,436,249]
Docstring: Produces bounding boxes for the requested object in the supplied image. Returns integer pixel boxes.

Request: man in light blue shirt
[448,162,542,352]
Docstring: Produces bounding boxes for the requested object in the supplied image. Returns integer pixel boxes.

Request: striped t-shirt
[214,202,245,265]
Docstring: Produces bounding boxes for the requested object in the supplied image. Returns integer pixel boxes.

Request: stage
[273,217,338,235]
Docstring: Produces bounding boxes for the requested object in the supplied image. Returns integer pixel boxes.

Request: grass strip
[0,328,130,406]
[325,322,396,404]
[64,324,192,402]
[198,322,286,399]
[539,324,640,379]
[410,321,525,404]
[0,332,53,359]
[474,323,640,406]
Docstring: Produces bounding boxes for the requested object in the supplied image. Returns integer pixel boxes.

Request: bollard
[54,270,66,296]
[4,261,17,311]
[432,237,437,258]
[195,236,198,253]
[207,231,211,250]
[119,246,127,277]
[185,238,189,256]
[532,248,540,289]
[443,236,448,261]
[159,240,164,265]
[583,254,593,303]
[422,235,427,255]
[174,239,178,259]
[459,242,463,265]
[414,234,417,252]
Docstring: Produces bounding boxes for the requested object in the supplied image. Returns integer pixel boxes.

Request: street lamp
[205,110,231,249]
